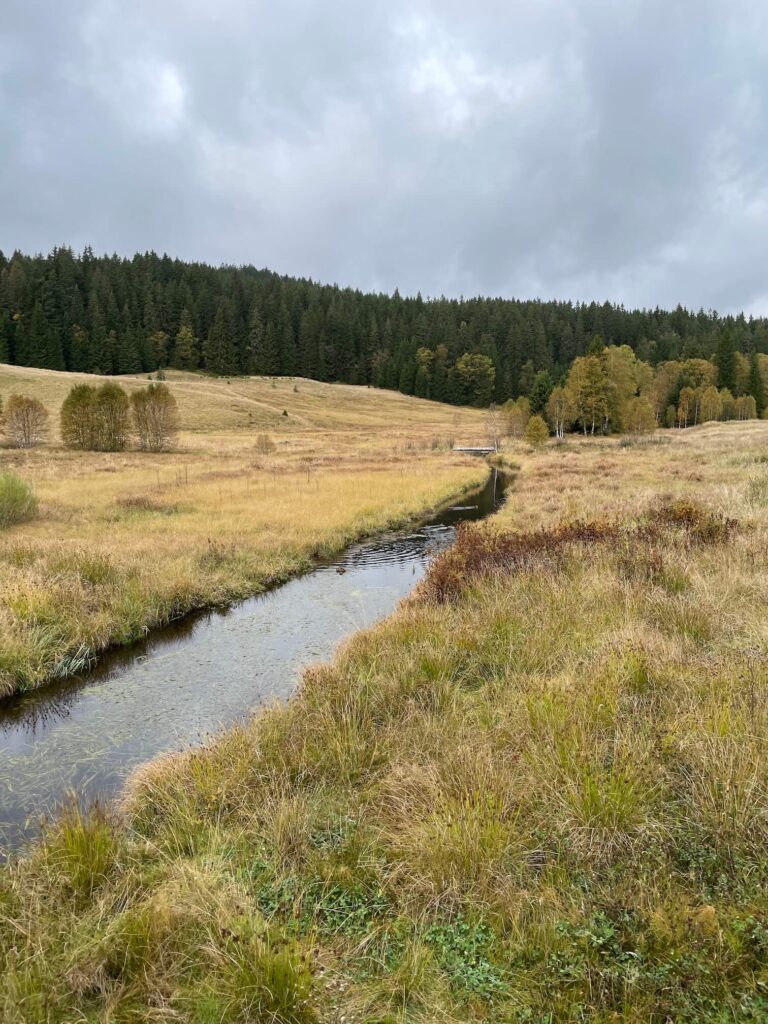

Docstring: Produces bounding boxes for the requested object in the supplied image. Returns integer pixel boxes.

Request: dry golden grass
[4,418,768,1022]
[0,365,489,694]
[486,419,768,529]
[0,363,488,438]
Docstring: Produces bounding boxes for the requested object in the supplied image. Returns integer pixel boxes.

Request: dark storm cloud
[2,0,768,311]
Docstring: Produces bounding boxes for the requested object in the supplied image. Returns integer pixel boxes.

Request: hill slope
[0,364,488,439]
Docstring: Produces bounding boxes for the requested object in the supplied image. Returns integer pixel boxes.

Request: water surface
[0,470,507,852]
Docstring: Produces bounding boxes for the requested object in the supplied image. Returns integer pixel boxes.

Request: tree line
[502,339,766,441]
[0,383,179,451]
[3,246,768,411]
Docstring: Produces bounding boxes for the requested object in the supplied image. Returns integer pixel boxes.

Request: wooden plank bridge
[453,445,498,456]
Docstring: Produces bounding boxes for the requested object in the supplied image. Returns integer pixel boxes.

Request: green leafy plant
[424,919,507,1000]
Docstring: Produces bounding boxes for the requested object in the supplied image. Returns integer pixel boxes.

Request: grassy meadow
[3,419,768,1021]
[0,365,489,696]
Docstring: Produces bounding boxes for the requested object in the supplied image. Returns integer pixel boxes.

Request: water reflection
[0,470,507,852]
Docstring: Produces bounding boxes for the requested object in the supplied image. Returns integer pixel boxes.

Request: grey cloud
[2,0,768,312]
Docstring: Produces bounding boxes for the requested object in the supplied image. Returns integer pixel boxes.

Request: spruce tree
[298,309,319,379]
[173,310,199,370]
[716,330,737,393]
[71,326,93,373]
[398,360,416,395]
[260,324,280,376]
[0,311,9,363]
[246,302,264,374]
[528,370,554,413]
[204,302,238,376]
[88,293,107,374]
[117,328,142,374]
[27,301,49,366]
[12,313,29,366]
[748,349,765,415]
[39,274,64,369]
[282,323,296,376]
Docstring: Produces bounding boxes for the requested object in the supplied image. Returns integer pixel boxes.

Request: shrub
[255,433,276,455]
[61,382,132,451]
[131,383,180,451]
[4,394,49,448]
[61,384,99,449]
[421,499,736,603]
[0,472,38,527]
[94,383,130,451]
[524,414,549,448]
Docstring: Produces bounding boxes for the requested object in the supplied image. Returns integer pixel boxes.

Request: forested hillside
[2,246,768,408]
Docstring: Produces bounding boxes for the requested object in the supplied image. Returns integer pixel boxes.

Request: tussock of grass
[4,422,768,1021]
[0,472,37,528]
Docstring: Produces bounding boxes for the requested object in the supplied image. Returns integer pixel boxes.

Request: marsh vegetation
[3,418,768,1021]
[0,367,488,696]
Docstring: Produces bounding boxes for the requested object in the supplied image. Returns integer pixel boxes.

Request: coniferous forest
[2,246,768,411]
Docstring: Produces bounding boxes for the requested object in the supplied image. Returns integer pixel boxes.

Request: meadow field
[0,365,489,696]
[3,418,768,1021]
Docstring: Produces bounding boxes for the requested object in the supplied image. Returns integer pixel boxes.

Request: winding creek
[0,469,508,853]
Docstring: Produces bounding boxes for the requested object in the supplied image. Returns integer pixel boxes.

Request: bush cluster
[61,382,179,452]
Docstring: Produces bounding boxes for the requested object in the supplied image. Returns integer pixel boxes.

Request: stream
[0,469,508,853]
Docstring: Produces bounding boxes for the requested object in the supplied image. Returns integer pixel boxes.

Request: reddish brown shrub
[420,500,737,603]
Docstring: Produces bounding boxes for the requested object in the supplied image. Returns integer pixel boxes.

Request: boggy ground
[0,366,488,696]
[3,421,768,1022]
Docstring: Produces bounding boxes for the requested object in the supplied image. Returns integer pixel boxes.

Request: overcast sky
[2,1,768,312]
